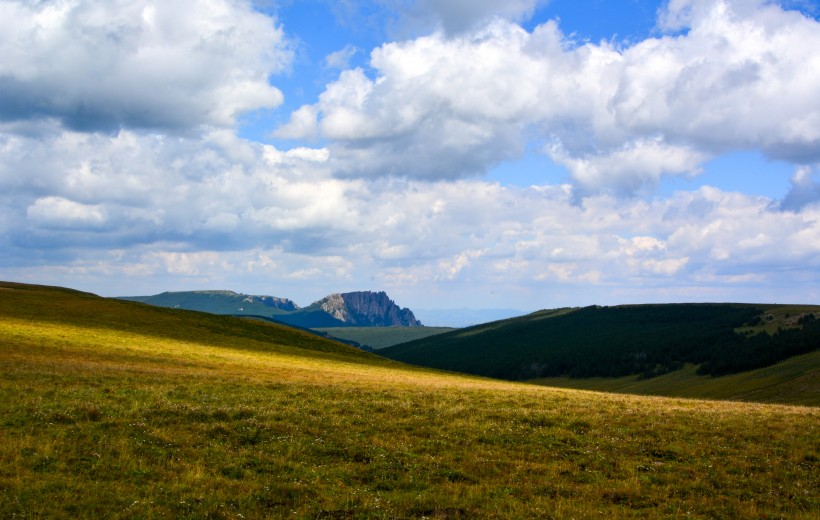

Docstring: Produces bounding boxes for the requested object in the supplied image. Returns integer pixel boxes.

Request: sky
[2,0,820,312]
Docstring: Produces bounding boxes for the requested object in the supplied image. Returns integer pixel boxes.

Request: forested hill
[380,303,820,381]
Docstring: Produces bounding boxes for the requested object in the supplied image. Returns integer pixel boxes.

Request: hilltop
[121,289,421,328]
[1,281,818,517]
[381,303,820,405]
[122,289,300,315]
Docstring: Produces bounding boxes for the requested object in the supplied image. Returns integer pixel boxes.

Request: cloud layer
[279,0,820,194]
[3,124,819,307]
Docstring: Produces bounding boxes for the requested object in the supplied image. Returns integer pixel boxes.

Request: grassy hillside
[314,326,455,349]
[531,351,820,406]
[2,282,819,518]
[381,303,820,384]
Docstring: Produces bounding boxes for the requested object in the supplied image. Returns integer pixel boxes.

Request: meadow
[1,282,818,518]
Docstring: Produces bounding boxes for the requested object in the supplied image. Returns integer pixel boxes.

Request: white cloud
[26,197,106,229]
[548,138,708,195]
[325,45,359,69]
[437,249,485,281]
[616,0,820,163]
[0,0,291,133]
[278,0,820,193]
[278,20,550,179]
[1,126,351,253]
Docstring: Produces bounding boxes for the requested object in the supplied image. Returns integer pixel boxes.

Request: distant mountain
[119,289,422,329]
[121,290,299,316]
[381,303,820,381]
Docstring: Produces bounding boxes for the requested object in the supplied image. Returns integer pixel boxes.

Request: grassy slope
[314,326,455,350]
[531,350,820,406]
[1,281,819,518]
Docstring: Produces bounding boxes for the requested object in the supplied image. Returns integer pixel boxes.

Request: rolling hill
[2,281,818,518]
[380,303,820,404]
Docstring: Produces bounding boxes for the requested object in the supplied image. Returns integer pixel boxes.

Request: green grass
[2,281,819,518]
[530,350,820,406]
[314,326,455,350]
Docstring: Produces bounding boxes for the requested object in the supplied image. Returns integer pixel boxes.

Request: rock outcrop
[316,291,422,327]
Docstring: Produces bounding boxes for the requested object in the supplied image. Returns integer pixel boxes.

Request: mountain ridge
[120,289,421,328]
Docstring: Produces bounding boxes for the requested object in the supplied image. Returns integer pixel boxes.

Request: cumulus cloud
[278,20,549,179]
[26,197,107,229]
[0,0,290,133]
[278,0,820,193]
[0,125,346,254]
[548,138,708,196]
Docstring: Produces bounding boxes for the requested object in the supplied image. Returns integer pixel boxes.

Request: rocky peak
[317,291,422,327]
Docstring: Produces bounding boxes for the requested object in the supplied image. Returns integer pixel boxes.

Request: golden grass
[1,282,819,518]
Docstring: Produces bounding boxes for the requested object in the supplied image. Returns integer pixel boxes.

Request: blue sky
[1,0,820,312]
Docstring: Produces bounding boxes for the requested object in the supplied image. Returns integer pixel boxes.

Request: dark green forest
[380,304,820,380]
